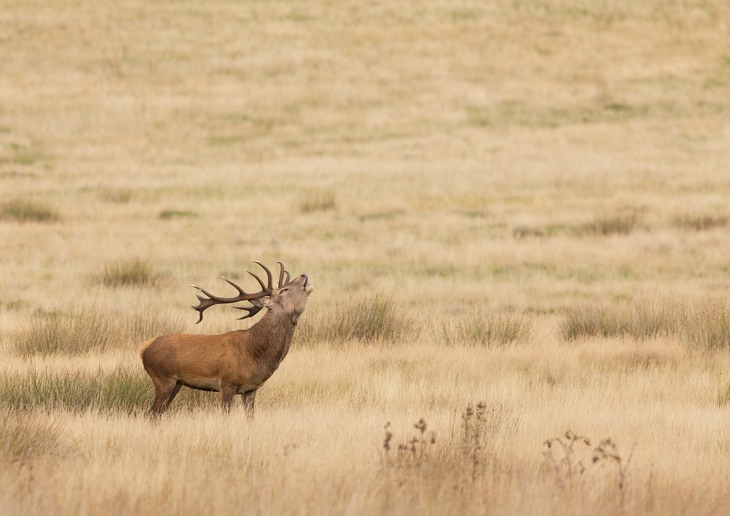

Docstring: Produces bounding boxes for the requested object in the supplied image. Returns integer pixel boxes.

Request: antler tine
[252,260,274,290]
[190,271,272,324]
[221,277,246,296]
[277,261,285,288]
[245,269,267,291]
[276,261,292,287]
[191,277,249,303]
[234,305,264,321]
[191,289,219,324]
[192,284,238,324]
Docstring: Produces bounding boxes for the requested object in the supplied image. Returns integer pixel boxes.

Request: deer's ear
[250,296,272,309]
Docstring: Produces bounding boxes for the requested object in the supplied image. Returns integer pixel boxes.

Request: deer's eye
[280,288,289,294]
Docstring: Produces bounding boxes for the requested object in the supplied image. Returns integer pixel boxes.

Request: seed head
[414,418,427,434]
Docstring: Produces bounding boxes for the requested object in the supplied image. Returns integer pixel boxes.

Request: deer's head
[191,261,313,324]
[251,272,313,324]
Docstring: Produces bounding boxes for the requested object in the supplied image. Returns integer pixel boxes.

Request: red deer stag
[140,261,313,416]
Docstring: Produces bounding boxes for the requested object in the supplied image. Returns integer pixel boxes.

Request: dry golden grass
[2,0,730,514]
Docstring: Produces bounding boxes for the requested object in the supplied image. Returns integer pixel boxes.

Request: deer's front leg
[243,390,257,418]
[221,384,238,412]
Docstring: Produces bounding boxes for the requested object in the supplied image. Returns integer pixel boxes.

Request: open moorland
[1,1,729,514]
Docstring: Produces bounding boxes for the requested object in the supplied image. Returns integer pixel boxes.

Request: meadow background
[1,0,730,514]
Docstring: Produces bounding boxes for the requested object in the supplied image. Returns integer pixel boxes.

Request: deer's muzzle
[301,274,313,293]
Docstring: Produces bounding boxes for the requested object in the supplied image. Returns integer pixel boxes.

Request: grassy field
[2,0,730,514]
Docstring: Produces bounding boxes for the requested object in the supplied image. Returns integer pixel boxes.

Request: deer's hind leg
[243,390,257,419]
[148,377,182,415]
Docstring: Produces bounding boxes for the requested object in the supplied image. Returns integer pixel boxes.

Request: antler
[277,261,291,288]
[191,261,284,324]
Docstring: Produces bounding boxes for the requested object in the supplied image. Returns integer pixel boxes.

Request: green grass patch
[1,142,46,166]
[0,367,217,413]
[440,310,534,347]
[0,368,150,413]
[0,199,60,223]
[358,210,403,222]
[100,259,160,287]
[159,209,197,220]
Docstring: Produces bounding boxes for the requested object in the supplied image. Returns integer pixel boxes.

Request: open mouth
[302,274,313,292]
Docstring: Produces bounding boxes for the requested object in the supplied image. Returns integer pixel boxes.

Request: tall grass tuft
[561,301,676,340]
[299,190,336,214]
[673,212,729,231]
[97,188,133,204]
[100,259,159,287]
[578,211,640,236]
[299,295,415,345]
[682,303,730,350]
[0,368,150,413]
[10,309,185,356]
[561,297,730,349]
[0,199,60,222]
[440,310,534,347]
[12,310,116,355]
[0,368,216,413]
[125,312,185,344]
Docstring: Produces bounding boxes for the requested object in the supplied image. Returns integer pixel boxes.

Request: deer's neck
[245,310,297,372]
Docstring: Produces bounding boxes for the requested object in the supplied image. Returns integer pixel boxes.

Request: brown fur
[140,273,313,415]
